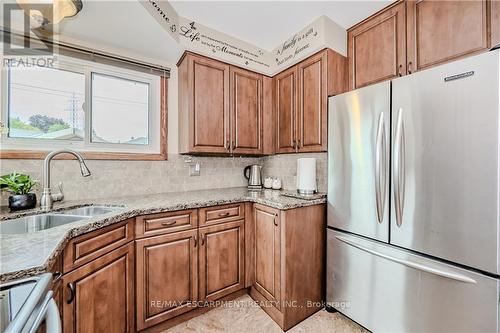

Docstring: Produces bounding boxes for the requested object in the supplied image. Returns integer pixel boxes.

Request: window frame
[0,54,166,160]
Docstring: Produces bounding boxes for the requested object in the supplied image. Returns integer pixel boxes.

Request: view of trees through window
[8,66,85,141]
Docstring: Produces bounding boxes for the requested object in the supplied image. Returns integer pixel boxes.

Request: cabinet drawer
[63,219,134,273]
[135,209,198,237]
[199,203,244,226]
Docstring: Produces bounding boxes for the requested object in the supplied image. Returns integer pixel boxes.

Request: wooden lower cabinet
[62,242,135,333]
[250,203,326,331]
[253,204,281,309]
[199,220,245,301]
[135,230,198,331]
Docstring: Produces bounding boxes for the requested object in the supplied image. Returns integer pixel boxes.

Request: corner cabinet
[178,52,271,155]
[275,49,347,153]
[62,243,135,333]
[250,203,326,331]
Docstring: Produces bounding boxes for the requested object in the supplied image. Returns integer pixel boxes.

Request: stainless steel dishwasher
[0,273,61,333]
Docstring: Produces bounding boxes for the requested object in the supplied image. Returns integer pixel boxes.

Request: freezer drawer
[326,229,499,333]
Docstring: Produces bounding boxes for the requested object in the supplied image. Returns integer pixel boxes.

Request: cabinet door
[492,0,500,48]
[230,67,263,155]
[62,243,135,333]
[253,204,281,310]
[406,0,488,72]
[135,230,198,330]
[189,54,230,153]
[275,66,298,153]
[199,220,245,301]
[347,2,406,89]
[297,51,327,152]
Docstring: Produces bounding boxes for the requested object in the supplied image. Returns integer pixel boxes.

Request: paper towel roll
[297,158,317,194]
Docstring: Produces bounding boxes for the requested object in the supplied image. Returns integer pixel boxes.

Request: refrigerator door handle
[394,107,406,227]
[375,111,386,223]
[334,235,477,284]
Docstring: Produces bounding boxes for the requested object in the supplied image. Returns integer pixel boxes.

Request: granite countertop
[0,187,326,283]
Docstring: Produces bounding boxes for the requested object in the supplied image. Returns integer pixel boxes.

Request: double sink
[0,206,123,235]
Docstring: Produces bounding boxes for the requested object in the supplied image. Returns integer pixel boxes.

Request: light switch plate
[189,163,200,176]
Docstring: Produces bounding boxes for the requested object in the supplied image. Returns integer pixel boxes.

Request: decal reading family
[274,27,319,66]
[142,2,346,75]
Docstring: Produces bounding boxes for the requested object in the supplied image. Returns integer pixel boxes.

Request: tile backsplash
[0,155,260,205]
[0,152,327,206]
[261,153,327,192]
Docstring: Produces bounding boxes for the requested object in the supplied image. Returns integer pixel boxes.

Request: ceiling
[170,1,391,50]
[1,0,392,65]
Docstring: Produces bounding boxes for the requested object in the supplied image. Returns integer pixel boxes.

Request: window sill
[0,150,168,161]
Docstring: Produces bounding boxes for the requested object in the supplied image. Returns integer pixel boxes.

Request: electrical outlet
[189,163,200,176]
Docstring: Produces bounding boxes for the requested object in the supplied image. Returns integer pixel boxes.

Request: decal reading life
[444,71,475,82]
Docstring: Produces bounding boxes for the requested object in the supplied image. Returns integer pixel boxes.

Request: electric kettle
[244,165,263,189]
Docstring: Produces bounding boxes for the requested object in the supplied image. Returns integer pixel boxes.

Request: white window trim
[0,54,161,154]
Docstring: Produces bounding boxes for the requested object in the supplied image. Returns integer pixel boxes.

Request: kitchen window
[0,54,166,159]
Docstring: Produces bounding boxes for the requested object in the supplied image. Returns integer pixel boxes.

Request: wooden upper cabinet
[348,2,406,89]
[491,0,500,48]
[253,204,281,310]
[135,230,198,330]
[199,220,245,301]
[179,53,230,154]
[230,67,263,154]
[406,0,489,72]
[62,243,135,333]
[297,51,327,152]
[275,66,298,153]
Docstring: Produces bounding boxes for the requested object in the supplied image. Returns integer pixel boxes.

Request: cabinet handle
[297,139,301,149]
[218,212,230,217]
[408,62,413,74]
[194,235,198,247]
[292,139,296,149]
[67,282,75,304]
[52,271,62,283]
[161,220,177,226]
[201,234,206,246]
[274,213,278,226]
[226,139,230,150]
[398,64,403,77]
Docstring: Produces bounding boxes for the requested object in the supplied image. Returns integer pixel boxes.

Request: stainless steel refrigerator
[326,49,500,332]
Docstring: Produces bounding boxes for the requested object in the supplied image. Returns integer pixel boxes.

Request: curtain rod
[1,29,171,75]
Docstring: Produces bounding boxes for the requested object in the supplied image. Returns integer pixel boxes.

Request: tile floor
[163,295,368,333]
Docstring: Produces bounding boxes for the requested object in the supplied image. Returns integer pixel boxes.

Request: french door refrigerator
[326,49,500,332]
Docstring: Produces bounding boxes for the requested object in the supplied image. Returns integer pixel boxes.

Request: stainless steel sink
[60,206,121,217]
[0,214,89,234]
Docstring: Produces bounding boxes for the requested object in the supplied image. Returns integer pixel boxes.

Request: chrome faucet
[40,149,91,211]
